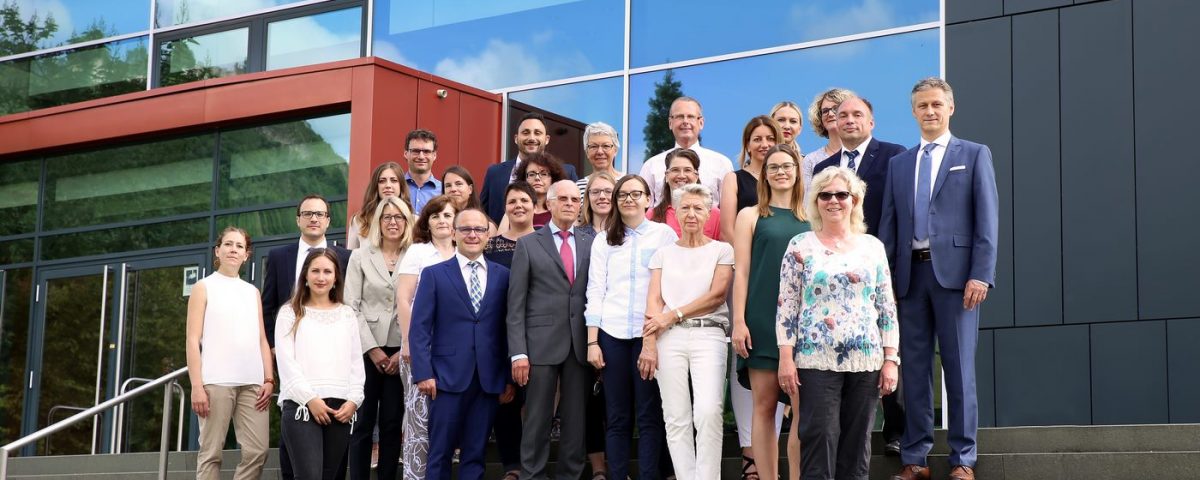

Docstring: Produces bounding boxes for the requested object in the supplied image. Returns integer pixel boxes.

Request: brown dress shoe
[890,464,931,480]
[949,465,976,480]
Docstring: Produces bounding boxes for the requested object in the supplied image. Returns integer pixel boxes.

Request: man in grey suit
[879,78,998,480]
[508,179,594,480]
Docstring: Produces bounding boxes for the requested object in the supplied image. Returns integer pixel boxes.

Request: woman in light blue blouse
[585,174,678,480]
[776,167,899,480]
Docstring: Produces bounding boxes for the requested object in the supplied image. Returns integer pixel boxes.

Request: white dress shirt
[295,238,328,285]
[455,252,488,293]
[912,131,952,250]
[584,220,678,339]
[839,136,873,174]
[639,143,733,207]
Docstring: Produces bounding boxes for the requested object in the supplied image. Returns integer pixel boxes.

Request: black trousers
[282,399,354,480]
[796,369,880,480]
[349,347,404,480]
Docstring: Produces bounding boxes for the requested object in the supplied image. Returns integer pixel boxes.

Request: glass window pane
[156,0,309,28]
[43,134,216,230]
[373,0,622,90]
[631,0,939,68]
[627,29,939,173]
[0,269,32,444]
[267,7,362,71]
[216,201,347,240]
[159,28,249,87]
[0,1,150,55]
[218,113,351,209]
[509,77,624,172]
[41,218,209,260]
[0,159,40,236]
[1,36,148,116]
[0,239,34,265]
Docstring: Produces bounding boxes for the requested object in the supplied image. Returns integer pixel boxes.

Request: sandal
[590,471,609,480]
[741,455,760,480]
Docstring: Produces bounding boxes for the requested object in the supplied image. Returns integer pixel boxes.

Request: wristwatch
[674,309,684,323]
[884,354,901,366]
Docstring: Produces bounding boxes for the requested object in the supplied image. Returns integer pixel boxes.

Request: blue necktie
[914,143,937,241]
[468,261,482,314]
[845,150,860,171]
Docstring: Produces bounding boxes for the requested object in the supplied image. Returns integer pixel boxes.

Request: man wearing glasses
[638,96,733,206]
[262,194,352,480]
[481,112,579,223]
[404,129,443,214]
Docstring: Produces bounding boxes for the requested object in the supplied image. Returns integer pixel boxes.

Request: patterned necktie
[914,143,938,241]
[845,150,860,171]
[468,261,482,313]
[558,230,575,285]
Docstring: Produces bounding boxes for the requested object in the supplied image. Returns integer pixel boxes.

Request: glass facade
[1,37,148,116]
[0,0,150,56]
[156,0,310,28]
[159,28,250,87]
[266,7,363,70]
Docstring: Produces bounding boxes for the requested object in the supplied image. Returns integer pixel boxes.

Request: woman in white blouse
[777,167,899,480]
[276,248,365,479]
[643,184,734,480]
[585,174,677,480]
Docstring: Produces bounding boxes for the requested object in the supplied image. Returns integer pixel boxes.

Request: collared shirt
[839,136,873,174]
[406,171,442,214]
[639,143,733,207]
[295,238,328,285]
[507,157,525,184]
[547,221,577,279]
[584,220,679,339]
[912,131,952,250]
[455,252,488,293]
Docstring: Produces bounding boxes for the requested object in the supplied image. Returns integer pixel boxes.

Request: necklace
[818,231,852,251]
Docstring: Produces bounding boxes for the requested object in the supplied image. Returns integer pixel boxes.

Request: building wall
[945,0,1200,426]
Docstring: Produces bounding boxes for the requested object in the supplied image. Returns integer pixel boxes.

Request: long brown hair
[580,172,617,229]
[356,162,411,238]
[288,248,344,336]
[412,195,458,244]
[606,175,651,246]
[755,144,807,220]
[212,226,252,270]
[441,165,483,210]
[736,115,783,168]
[652,148,700,222]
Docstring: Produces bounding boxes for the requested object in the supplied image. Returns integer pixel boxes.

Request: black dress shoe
[884,439,901,457]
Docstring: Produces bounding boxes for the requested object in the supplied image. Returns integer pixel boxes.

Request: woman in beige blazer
[344,196,414,480]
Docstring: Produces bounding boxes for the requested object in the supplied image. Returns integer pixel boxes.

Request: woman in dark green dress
[731,144,809,480]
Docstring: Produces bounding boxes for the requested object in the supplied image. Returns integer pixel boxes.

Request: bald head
[546,179,582,229]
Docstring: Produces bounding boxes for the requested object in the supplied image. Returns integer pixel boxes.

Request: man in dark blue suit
[261,194,351,480]
[410,208,511,480]
[879,78,998,480]
[480,112,577,223]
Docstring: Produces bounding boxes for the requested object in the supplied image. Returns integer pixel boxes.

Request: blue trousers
[426,371,497,480]
[598,330,664,480]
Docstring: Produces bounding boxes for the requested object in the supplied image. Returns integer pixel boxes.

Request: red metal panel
[416,79,461,177]
[457,92,502,180]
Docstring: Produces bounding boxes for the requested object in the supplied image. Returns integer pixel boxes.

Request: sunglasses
[817,191,852,201]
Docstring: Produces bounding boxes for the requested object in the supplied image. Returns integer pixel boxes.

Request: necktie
[914,143,937,241]
[845,150,860,171]
[468,261,482,313]
[558,230,575,285]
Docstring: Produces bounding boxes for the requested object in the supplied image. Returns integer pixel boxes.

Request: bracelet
[587,341,599,346]
[263,378,275,384]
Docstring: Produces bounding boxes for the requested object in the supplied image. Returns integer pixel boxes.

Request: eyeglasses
[455,226,488,236]
[820,107,837,117]
[670,114,701,122]
[666,167,697,176]
[766,163,796,174]
[525,171,551,180]
[586,143,616,152]
[298,211,329,219]
[617,191,647,202]
[407,148,435,156]
[381,214,406,224]
[553,195,581,204]
[589,188,614,197]
[817,191,852,201]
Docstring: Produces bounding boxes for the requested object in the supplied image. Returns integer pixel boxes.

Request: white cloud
[432,35,592,90]
[12,0,74,47]
[265,15,360,69]
[371,40,415,68]
[788,0,899,57]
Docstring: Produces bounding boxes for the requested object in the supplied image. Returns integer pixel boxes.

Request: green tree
[642,69,685,159]
[0,0,58,56]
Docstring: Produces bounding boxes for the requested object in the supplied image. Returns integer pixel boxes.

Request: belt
[912,248,932,263]
[676,317,726,329]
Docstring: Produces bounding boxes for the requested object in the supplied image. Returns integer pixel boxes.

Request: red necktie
[558,230,574,285]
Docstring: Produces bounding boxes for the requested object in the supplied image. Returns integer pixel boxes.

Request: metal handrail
[0,367,188,480]
[113,377,187,453]
[41,407,86,456]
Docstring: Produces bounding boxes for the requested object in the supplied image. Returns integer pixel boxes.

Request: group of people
[184,76,998,480]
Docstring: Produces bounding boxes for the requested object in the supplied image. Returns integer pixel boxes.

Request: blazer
[506,225,594,366]
[813,137,907,236]
[878,136,999,297]
[409,257,511,395]
[344,246,403,351]
[480,159,578,223]
[262,242,350,348]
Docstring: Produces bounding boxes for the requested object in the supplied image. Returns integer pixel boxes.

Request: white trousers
[657,326,728,480]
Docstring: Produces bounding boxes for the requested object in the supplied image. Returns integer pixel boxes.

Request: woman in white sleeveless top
[186,226,275,480]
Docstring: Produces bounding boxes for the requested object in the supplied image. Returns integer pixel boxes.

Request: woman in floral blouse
[776,166,900,480]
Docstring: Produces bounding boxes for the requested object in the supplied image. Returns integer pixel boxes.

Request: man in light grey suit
[508,180,594,480]
[879,78,998,480]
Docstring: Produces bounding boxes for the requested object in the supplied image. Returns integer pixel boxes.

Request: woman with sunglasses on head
[349,162,411,250]
[803,88,854,188]
[585,174,678,480]
[276,248,365,479]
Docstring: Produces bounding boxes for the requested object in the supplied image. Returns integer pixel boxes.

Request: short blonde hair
[366,197,414,251]
[805,167,867,234]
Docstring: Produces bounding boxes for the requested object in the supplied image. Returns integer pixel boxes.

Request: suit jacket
[344,246,402,351]
[480,159,578,223]
[814,138,907,236]
[506,225,594,366]
[262,242,350,348]
[409,257,511,395]
[878,136,999,297]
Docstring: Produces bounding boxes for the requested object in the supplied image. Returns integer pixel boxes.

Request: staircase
[5,424,1200,479]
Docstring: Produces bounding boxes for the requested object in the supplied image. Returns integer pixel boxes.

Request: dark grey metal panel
[1091,321,1167,424]
[977,330,995,427]
[1133,0,1200,320]
[995,325,1091,426]
[947,17,1014,329]
[1167,319,1200,422]
[1059,0,1137,324]
[947,0,1003,24]
[1006,0,1071,15]
[1011,10,1063,327]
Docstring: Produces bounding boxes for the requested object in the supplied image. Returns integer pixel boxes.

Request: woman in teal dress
[731,144,809,480]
